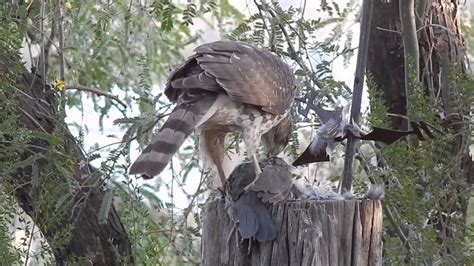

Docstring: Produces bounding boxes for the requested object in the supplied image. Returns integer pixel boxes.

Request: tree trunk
[366,0,407,130]
[3,72,133,265]
[202,200,382,266]
[366,0,472,259]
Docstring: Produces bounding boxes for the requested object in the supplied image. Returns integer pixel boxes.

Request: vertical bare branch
[338,0,374,193]
[415,0,428,27]
[39,0,46,82]
[56,0,66,112]
[400,0,419,102]
[56,1,65,82]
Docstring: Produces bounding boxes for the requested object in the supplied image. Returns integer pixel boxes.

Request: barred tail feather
[129,96,214,179]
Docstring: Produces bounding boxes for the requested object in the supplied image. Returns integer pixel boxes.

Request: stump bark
[202,200,382,266]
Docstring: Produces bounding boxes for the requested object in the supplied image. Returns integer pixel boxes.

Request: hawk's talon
[252,153,263,176]
[235,227,240,248]
[247,239,253,255]
[217,187,225,199]
[227,223,237,247]
[239,234,246,245]
[243,178,257,193]
[244,153,263,193]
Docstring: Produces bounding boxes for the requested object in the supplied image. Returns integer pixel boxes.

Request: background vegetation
[0,0,472,264]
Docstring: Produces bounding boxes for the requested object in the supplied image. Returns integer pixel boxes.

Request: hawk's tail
[129,93,216,179]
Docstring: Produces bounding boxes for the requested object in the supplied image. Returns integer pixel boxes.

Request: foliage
[111,177,204,265]
[224,0,357,160]
[228,0,354,103]
[1,0,472,264]
[0,191,21,264]
[364,68,474,263]
[0,4,61,264]
[0,0,224,264]
[462,15,474,53]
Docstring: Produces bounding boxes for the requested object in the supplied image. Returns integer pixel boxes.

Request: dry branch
[339,0,374,192]
[65,84,127,108]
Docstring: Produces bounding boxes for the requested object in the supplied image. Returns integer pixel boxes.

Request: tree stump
[202,200,382,266]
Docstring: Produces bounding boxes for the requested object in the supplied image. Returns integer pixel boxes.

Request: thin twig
[39,0,46,83]
[253,0,272,46]
[22,19,58,50]
[259,3,326,91]
[64,85,127,108]
[24,222,36,266]
[56,0,66,114]
[18,107,47,132]
[357,146,414,256]
[376,26,401,34]
[415,0,428,27]
[57,2,65,82]
[339,0,373,193]
[153,165,208,265]
[378,23,459,39]
[416,23,459,37]
[383,204,414,256]
[299,0,307,51]
[144,228,185,236]
[297,91,318,118]
[21,19,73,70]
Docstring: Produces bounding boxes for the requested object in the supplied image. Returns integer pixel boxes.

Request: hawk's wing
[166,41,296,115]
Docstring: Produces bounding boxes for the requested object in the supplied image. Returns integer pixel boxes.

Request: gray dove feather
[225,157,293,242]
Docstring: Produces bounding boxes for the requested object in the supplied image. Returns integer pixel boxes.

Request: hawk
[129,41,296,187]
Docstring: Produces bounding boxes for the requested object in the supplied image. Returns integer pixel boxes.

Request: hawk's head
[261,114,293,157]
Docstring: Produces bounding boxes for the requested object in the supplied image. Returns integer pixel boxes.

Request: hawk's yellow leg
[243,153,262,192]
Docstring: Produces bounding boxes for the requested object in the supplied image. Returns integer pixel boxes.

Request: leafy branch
[64,85,127,109]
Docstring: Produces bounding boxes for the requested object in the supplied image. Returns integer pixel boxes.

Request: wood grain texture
[202,200,382,266]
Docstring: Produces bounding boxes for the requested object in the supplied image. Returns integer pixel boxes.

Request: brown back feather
[165,41,296,115]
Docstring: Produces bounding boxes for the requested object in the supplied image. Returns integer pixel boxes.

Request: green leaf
[98,188,115,225]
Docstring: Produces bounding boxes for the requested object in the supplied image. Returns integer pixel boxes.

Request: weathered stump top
[202,199,382,266]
